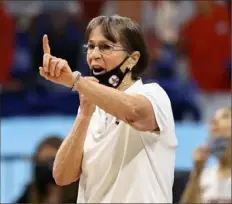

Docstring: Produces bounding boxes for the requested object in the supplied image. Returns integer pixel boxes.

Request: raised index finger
[43,34,51,54]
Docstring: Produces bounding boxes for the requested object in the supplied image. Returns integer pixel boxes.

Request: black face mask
[90,56,130,88]
[34,158,55,194]
[208,136,229,159]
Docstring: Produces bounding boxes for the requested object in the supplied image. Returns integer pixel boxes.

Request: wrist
[70,72,77,88]
[65,72,77,88]
[68,71,82,90]
[192,165,204,179]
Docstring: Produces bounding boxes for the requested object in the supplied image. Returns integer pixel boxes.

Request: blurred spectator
[116,0,143,25]
[102,1,155,31]
[178,0,230,92]
[141,0,202,121]
[0,2,13,85]
[2,1,43,93]
[27,3,82,93]
[0,2,24,92]
[153,0,179,45]
[79,0,105,25]
[16,136,79,203]
[147,37,201,121]
[180,107,231,203]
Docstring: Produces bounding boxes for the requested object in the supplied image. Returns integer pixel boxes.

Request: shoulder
[137,82,175,134]
[143,82,168,94]
[139,83,172,107]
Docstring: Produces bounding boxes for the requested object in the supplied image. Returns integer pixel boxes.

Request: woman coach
[39,15,177,203]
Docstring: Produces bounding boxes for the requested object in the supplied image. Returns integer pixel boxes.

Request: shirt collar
[124,79,143,94]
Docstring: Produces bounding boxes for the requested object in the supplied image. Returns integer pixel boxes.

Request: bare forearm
[75,77,136,120]
[180,169,202,203]
[53,114,91,186]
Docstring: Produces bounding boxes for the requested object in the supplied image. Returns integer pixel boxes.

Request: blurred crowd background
[1,0,231,203]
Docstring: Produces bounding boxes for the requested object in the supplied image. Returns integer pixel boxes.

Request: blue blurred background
[1,0,231,203]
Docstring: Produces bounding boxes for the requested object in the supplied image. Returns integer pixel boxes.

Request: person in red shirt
[78,0,105,25]
[0,2,25,92]
[179,1,230,92]
[0,2,14,85]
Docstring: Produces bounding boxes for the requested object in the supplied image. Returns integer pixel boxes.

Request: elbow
[53,177,68,186]
[54,178,69,186]
[124,105,140,123]
[53,170,79,186]
[125,106,157,132]
[53,171,69,186]
[54,179,73,186]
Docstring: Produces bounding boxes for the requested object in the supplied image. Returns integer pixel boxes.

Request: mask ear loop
[124,67,130,75]
[120,53,133,72]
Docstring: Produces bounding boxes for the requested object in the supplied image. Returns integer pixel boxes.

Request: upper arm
[126,84,173,132]
[126,94,158,132]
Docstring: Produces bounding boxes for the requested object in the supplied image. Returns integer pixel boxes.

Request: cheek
[104,53,126,71]
[86,55,91,67]
[222,120,231,129]
[220,121,231,136]
[226,123,232,135]
[104,57,116,71]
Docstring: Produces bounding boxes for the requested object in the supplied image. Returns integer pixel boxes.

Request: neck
[117,72,136,91]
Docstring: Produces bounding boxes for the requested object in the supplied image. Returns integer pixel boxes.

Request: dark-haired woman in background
[16,136,79,203]
[39,15,177,203]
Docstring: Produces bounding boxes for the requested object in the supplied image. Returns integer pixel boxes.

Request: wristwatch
[71,71,82,91]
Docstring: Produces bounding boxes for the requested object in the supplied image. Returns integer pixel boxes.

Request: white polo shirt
[77,79,177,203]
[201,165,231,203]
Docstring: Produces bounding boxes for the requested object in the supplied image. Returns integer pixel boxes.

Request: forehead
[214,108,231,119]
[37,145,57,160]
[89,26,105,41]
[88,26,119,44]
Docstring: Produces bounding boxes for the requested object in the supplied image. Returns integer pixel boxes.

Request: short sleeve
[137,83,175,133]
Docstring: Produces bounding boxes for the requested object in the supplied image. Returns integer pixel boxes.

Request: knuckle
[51,57,57,64]
[44,53,50,58]
[57,61,64,68]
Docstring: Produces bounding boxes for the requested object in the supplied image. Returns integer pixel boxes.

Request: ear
[128,51,140,69]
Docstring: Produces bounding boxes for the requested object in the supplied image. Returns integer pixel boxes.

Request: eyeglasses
[83,43,127,55]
